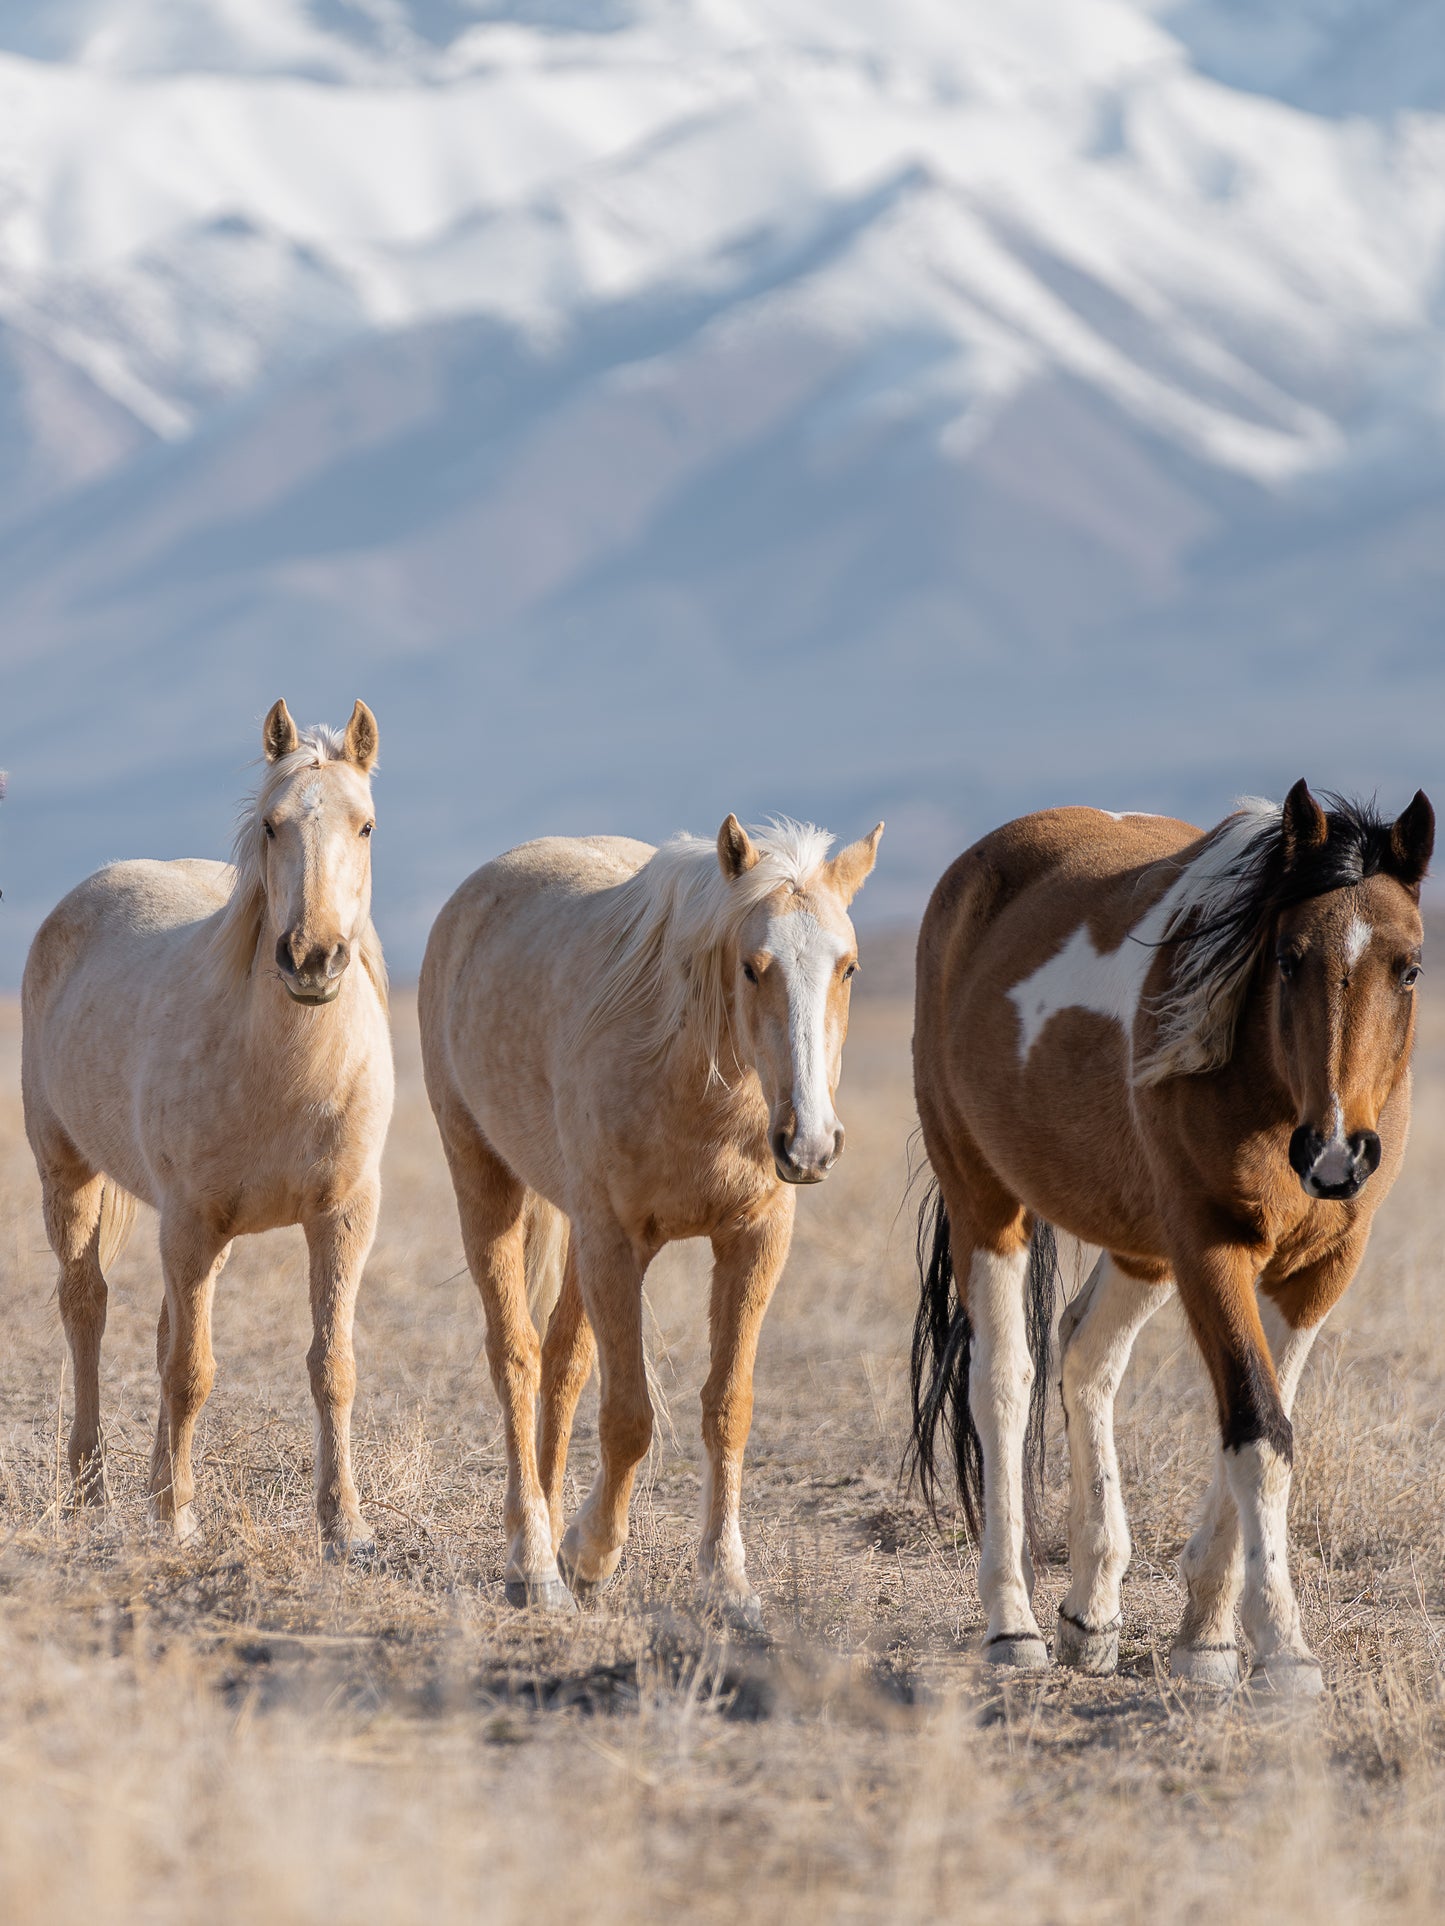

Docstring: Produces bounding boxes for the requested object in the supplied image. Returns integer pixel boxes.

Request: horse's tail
[907,1181,1057,1547]
[97,1182,138,1272]
[522,1195,570,1335]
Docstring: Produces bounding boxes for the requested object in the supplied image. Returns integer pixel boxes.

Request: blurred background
[1,0,1442,982]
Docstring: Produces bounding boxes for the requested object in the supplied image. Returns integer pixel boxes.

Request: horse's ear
[344,699,379,773]
[263,698,299,763]
[1281,779,1327,867]
[1389,789,1434,889]
[827,822,885,906]
[717,814,759,880]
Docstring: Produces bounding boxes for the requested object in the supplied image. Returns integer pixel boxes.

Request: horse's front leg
[148,1210,230,1542]
[697,1188,795,1631]
[557,1214,648,1597]
[1171,1240,1364,1694]
[1171,1234,1355,1696]
[304,1181,380,1559]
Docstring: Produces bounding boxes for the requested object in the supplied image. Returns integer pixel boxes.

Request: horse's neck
[1213,971,1292,1118]
[666,982,766,1138]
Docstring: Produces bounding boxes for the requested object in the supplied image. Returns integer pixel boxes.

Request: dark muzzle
[1289,1124,1381,1201]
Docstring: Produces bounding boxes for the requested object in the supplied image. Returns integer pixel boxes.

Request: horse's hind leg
[696,1189,795,1631]
[38,1143,109,1500]
[148,1210,228,1542]
[961,1216,1049,1667]
[1056,1254,1172,1674]
[537,1242,596,1548]
[305,1181,379,1558]
[438,1105,571,1611]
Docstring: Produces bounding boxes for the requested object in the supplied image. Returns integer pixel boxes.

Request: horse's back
[423,836,653,1000]
[25,858,232,993]
[420,836,657,1183]
[24,859,233,1159]
[918,808,1201,1000]
[915,808,1208,1249]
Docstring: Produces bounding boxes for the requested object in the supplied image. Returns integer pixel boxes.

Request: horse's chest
[611,1130,766,1244]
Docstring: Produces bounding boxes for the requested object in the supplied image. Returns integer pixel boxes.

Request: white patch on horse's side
[1011,801,1282,1074]
[1344,914,1373,969]
[1094,810,1161,822]
[766,905,845,1155]
[1009,923,1156,1061]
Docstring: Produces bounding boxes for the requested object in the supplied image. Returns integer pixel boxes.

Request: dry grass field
[2,957,1444,1924]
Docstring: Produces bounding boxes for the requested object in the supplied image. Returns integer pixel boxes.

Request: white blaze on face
[1312,1091,1352,1188]
[767,904,845,1164]
[1344,914,1373,970]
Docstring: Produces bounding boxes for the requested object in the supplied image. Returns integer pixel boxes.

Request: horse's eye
[742,962,758,985]
[843,962,858,981]
[1402,964,1422,990]
[360,821,374,839]
[263,820,276,841]
[1277,953,1298,982]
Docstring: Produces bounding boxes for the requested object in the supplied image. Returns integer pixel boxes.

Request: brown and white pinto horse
[909,783,1432,1693]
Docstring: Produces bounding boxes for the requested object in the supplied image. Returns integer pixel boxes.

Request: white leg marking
[969,1246,1046,1657]
[1058,1259,1173,1665]
[1173,1297,1324,1682]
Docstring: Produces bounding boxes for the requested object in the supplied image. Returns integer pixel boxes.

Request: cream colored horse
[22,700,393,1552]
[419,815,883,1622]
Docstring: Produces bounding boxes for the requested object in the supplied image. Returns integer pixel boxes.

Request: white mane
[211,726,388,1004]
[578,818,836,1080]
[1132,797,1283,1086]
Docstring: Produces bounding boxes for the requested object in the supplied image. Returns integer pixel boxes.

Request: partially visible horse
[419,815,883,1621]
[22,700,393,1551]
[910,783,1432,1693]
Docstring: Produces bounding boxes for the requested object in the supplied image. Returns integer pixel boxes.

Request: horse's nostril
[1350,1130,1382,1177]
[276,934,296,975]
[1288,1125,1322,1179]
[770,1127,793,1169]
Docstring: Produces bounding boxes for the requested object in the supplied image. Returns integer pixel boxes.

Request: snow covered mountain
[2,2,1443,979]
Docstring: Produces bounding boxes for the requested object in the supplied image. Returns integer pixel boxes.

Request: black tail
[906,1183,1057,1547]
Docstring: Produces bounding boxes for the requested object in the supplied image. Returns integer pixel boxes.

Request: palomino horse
[419,815,883,1621]
[910,783,1432,1692]
[22,700,393,1551]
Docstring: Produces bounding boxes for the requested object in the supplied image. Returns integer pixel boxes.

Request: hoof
[557,1535,621,1600]
[504,1575,579,1614]
[699,1586,765,1636]
[323,1535,378,1569]
[1169,1642,1241,1688]
[1249,1654,1325,1700]
[70,1466,107,1508]
[983,1632,1050,1671]
[1055,1610,1120,1676]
